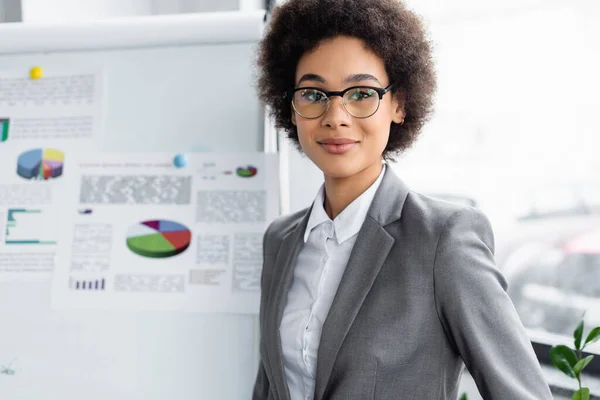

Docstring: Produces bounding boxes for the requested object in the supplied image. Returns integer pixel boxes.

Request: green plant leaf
[572,387,590,400]
[573,355,594,374]
[584,327,600,347]
[574,319,585,350]
[552,345,579,367]
[459,394,467,400]
[550,345,578,378]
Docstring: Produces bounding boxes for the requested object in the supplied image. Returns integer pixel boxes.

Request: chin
[314,157,364,179]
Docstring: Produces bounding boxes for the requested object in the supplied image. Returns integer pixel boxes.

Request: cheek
[295,121,318,146]
[362,118,391,148]
[369,131,391,155]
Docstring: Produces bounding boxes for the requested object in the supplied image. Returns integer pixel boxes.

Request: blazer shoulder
[403,190,487,230]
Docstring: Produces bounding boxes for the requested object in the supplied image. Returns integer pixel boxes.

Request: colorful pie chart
[126,220,192,258]
[17,148,65,180]
[236,165,258,178]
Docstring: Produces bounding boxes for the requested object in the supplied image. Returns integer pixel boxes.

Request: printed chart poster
[0,67,103,148]
[0,146,70,281]
[0,68,104,281]
[50,152,279,314]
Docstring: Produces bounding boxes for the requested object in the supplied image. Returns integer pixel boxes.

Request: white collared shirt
[280,164,386,400]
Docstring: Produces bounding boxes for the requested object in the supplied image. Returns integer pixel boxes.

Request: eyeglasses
[288,83,394,119]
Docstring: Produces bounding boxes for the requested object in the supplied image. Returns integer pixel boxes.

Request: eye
[347,88,376,101]
[300,89,327,102]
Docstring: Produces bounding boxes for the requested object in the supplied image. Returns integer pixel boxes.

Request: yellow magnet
[30,66,43,80]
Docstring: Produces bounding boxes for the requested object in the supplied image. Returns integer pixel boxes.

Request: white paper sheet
[50,152,279,314]
[0,68,103,145]
[0,68,104,281]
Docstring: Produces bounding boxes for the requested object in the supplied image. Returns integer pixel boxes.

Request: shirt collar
[303,164,387,244]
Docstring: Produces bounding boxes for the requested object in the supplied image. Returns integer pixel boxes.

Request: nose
[320,96,351,128]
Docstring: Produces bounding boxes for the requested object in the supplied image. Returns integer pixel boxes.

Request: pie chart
[126,220,192,258]
[236,165,258,178]
[17,148,65,180]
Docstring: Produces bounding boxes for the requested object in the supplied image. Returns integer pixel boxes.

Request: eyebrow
[297,73,382,86]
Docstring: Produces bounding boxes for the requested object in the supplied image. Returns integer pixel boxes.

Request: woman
[253,0,553,399]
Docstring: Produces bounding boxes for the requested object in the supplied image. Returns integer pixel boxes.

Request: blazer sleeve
[433,207,553,400]
[252,222,275,400]
[252,362,270,400]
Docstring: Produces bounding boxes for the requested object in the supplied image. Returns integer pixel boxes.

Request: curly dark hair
[255,0,436,161]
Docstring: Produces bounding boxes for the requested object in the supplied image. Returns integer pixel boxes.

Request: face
[292,35,405,179]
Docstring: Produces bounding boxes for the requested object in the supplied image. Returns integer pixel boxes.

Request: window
[392,2,600,365]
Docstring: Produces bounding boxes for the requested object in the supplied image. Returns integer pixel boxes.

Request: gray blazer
[253,167,553,400]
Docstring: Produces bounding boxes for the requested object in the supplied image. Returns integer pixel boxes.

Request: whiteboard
[0,11,267,400]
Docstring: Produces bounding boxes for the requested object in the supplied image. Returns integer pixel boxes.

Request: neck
[323,161,384,220]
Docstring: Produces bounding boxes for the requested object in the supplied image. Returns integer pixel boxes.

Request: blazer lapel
[313,219,394,400]
[314,167,410,400]
[265,207,311,400]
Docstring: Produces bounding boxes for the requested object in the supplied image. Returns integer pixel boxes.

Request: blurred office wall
[0,0,21,22]
[0,0,264,23]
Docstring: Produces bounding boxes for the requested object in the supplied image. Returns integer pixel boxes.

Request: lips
[318,138,358,145]
[317,138,358,155]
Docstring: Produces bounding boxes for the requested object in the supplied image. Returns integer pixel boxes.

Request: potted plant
[550,312,600,400]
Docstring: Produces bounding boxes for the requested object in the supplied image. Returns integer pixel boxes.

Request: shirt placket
[301,222,333,400]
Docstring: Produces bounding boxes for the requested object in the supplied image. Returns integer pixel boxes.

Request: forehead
[295,36,388,85]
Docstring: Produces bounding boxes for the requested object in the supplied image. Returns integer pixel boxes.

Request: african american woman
[252,0,553,399]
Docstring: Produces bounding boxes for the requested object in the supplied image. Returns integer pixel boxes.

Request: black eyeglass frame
[287,83,395,119]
